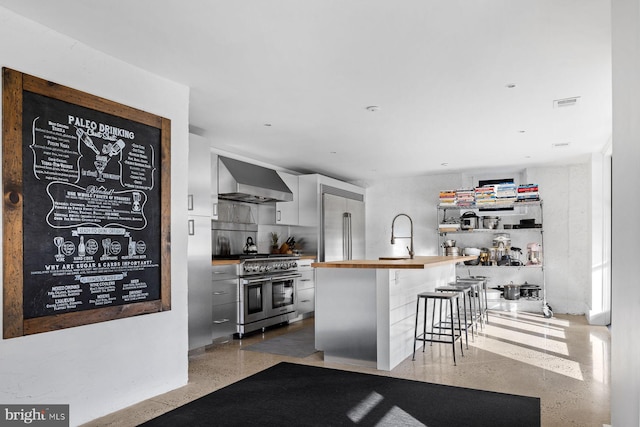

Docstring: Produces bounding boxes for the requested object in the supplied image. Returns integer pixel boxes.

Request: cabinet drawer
[212,302,238,339]
[212,264,238,281]
[299,269,314,280]
[297,259,314,270]
[296,288,315,315]
[297,275,315,291]
[212,279,238,305]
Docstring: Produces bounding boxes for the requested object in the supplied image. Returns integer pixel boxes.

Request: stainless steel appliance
[237,255,301,337]
[217,156,293,203]
[460,211,479,230]
[321,187,365,262]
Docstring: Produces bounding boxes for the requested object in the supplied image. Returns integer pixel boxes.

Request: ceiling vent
[553,97,580,108]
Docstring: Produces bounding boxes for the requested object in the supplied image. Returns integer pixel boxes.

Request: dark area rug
[241,326,317,358]
[140,362,540,427]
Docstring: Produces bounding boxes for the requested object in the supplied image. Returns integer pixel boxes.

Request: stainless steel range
[237,255,301,337]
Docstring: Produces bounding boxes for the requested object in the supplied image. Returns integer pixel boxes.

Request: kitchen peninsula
[312,256,474,371]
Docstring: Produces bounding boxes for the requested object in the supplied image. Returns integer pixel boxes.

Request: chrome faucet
[390,213,414,259]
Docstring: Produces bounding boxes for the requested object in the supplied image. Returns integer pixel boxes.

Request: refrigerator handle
[342,213,347,260]
[349,214,353,259]
[343,212,352,260]
[348,214,352,259]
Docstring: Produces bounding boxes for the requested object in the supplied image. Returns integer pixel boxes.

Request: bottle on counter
[78,236,86,257]
[128,236,136,257]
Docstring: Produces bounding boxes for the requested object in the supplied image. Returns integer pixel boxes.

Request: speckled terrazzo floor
[81,312,610,427]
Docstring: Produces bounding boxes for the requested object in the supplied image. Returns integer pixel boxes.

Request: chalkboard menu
[3,68,171,337]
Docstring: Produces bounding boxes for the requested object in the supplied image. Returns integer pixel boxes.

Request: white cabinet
[188,135,212,217]
[188,215,213,350]
[211,264,238,342]
[188,134,215,350]
[275,171,299,225]
[296,258,315,317]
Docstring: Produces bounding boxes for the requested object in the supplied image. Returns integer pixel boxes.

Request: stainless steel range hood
[217,156,293,203]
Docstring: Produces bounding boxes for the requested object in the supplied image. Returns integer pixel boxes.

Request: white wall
[365,173,463,259]
[611,0,640,424]
[365,164,590,315]
[0,8,190,426]
[525,164,590,315]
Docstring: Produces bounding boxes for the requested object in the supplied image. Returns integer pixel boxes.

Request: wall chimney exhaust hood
[217,156,293,203]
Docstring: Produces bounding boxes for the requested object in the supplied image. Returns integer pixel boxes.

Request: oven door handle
[271,273,302,281]
[242,277,272,285]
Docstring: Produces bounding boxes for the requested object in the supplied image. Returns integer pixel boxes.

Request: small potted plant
[270,232,280,254]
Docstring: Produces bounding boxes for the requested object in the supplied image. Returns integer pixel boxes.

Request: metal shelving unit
[438,201,552,317]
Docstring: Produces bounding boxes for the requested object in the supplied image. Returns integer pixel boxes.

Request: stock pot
[483,216,500,229]
[445,246,461,256]
[503,283,520,300]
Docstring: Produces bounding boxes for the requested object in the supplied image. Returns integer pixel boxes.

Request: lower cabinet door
[296,287,315,315]
[212,301,238,340]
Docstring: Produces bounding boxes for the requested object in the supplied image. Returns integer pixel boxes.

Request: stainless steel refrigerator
[321,191,365,262]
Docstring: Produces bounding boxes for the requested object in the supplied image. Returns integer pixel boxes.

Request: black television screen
[478,178,514,187]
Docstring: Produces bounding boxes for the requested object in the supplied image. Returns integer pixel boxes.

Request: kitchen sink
[378,256,411,260]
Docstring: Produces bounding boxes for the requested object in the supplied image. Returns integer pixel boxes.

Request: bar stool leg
[469,288,477,339]
[424,297,431,351]
[431,297,437,347]
[462,291,469,349]
[449,297,456,366]
[476,284,485,330]
[412,297,420,361]
[484,281,489,324]
[456,296,464,358]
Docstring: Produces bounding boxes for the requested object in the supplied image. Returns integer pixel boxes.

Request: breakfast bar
[311,256,474,371]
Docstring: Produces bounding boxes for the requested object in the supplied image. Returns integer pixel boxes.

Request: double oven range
[227,254,301,338]
[212,220,300,338]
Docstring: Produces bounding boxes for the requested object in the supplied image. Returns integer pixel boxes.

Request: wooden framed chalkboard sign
[2,68,171,338]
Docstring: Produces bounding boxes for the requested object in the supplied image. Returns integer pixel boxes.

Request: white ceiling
[0,0,612,182]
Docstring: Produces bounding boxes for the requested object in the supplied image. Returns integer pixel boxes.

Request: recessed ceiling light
[506,83,516,89]
[264,123,272,127]
[518,130,526,133]
[552,142,570,148]
[330,151,337,154]
[365,106,380,112]
[441,162,449,166]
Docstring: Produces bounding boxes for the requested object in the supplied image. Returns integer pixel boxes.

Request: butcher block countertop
[311,255,476,269]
